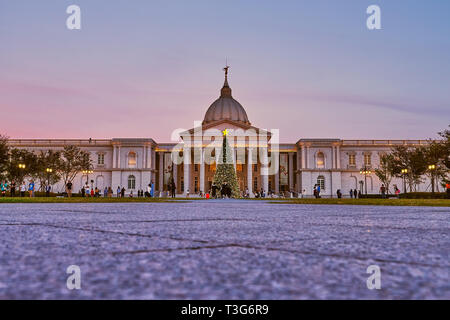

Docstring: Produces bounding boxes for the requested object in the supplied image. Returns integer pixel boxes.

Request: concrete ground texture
[0,200,448,299]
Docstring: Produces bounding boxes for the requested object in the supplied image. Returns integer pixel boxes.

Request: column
[173,161,178,195]
[151,149,156,170]
[113,146,117,168]
[305,145,310,169]
[331,146,336,169]
[261,147,269,194]
[183,148,190,196]
[247,147,253,197]
[233,148,237,170]
[200,149,205,194]
[338,146,341,169]
[150,148,155,185]
[159,152,164,193]
[296,150,301,194]
[301,145,306,169]
[147,145,152,169]
[289,153,294,192]
[117,146,121,168]
[274,153,280,194]
[143,146,147,169]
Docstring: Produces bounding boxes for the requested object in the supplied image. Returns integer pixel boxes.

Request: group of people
[1,180,36,197]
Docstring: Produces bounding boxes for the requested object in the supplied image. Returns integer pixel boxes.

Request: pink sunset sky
[1,1,449,142]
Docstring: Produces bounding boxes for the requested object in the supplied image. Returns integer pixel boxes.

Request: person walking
[66,181,73,198]
[121,187,125,198]
[85,184,90,198]
[354,189,358,199]
[104,187,108,198]
[117,186,121,198]
[350,189,354,199]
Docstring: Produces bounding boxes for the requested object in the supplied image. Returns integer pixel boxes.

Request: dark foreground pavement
[0,200,448,299]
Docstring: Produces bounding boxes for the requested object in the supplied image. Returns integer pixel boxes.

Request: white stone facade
[7,73,435,197]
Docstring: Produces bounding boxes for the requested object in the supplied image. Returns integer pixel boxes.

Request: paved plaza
[0,200,448,299]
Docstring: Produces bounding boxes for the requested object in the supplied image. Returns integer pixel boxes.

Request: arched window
[128,175,136,190]
[128,152,137,168]
[317,175,325,190]
[316,152,325,169]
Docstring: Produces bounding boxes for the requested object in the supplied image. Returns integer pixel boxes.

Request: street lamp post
[46,168,53,197]
[18,164,26,184]
[401,169,408,194]
[359,167,372,195]
[428,164,436,193]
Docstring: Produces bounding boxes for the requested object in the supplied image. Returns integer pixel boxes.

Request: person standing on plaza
[20,182,26,197]
[121,187,125,198]
[354,189,358,199]
[350,189,353,199]
[85,184,90,198]
[171,179,176,198]
[380,184,386,199]
[151,181,155,197]
[28,180,35,198]
[0,181,7,197]
[10,181,16,197]
[45,184,51,197]
[66,181,73,198]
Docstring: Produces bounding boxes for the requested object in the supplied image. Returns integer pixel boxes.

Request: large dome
[203,68,250,125]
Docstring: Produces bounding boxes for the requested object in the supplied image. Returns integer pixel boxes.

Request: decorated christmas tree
[213,129,240,198]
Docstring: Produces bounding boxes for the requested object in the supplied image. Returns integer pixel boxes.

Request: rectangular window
[253,164,258,172]
[194,177,198,193]
[98,153,105,165]
[194,164,199,172]
[253,177,258,191]
[348,154,356,166]
[181,177,184,192]
[364,154,372,166]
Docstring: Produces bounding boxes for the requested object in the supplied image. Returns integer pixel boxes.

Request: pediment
[181,119,271,139]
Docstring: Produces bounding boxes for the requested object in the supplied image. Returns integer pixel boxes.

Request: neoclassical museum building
[9,69,432,197]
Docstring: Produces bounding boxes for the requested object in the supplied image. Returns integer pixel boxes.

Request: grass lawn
[0,197,201,203]
[0,197,448,206]
[269,198,450,207]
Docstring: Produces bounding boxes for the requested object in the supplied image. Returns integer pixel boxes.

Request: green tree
[213,133,240,198]
[58,145,92,187]
[6,148,38,184]
[438,126,450,170]
[374,153,395,193]
[391,146,427,192]
[33,150,62,191]
[0,135,9,180]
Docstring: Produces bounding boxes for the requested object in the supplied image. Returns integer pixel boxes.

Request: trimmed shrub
[399,192,447,199]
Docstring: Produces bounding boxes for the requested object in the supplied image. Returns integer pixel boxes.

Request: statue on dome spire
[221,64,232,97]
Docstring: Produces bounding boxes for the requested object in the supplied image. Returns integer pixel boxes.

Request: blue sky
[0,0,449,141]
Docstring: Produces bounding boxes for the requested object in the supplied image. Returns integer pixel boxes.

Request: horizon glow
[0,0,449,142]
